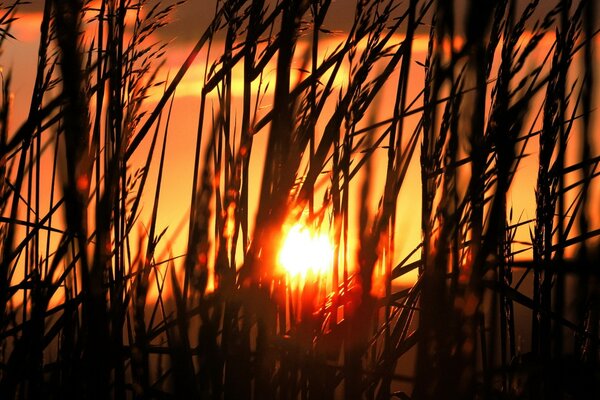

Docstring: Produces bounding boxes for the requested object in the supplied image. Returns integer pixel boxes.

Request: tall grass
[0,0,598,398]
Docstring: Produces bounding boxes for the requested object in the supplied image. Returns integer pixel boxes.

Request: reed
[0,0,598,398]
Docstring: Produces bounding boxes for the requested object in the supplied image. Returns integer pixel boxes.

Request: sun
[278,223,334,278]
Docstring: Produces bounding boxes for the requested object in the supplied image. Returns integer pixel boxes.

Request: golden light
[278,224,334,278]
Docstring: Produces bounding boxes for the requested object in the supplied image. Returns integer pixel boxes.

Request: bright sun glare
[278,224,334,278]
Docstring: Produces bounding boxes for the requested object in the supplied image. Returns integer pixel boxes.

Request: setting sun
[278,224,334,278]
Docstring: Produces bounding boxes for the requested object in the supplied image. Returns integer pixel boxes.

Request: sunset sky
[3,0,599,289]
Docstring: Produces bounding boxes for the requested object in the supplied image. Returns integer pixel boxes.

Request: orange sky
[2,4,599,296]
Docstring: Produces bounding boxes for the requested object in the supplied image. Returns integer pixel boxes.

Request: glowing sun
[278,224,334,278]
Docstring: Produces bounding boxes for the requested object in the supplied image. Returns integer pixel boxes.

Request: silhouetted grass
[0,0,599,399]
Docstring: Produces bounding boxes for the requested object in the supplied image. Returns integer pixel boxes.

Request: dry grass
[0,0,599,398]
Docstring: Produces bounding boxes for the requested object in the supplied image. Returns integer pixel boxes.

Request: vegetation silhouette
[0,0,598,398]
